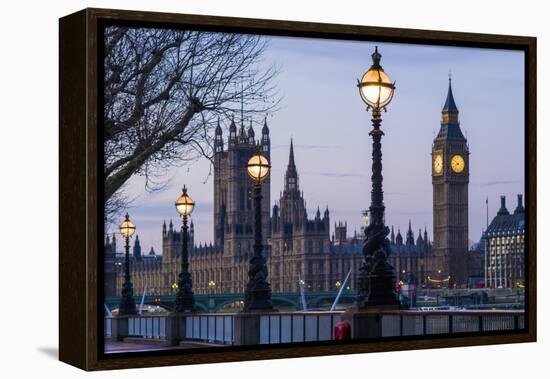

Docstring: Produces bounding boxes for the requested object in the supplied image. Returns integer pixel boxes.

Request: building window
[247,188,252,210]
[289,177,296,190]
[239,187,245,210]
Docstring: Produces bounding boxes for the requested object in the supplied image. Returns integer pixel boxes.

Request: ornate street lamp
[208,280,217,293]
[362,210,370,226]
[118,213,137,315]
[356,46,399,308]
[207,280,217,311]
[243,151,274,311]
[174,185,196,312]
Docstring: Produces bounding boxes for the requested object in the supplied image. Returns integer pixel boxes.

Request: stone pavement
[105,340,226,354]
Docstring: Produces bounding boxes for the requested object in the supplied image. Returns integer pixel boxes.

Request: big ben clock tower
[431,77,469,286]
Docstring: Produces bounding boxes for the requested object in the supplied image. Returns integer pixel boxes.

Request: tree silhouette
[103,26,279,221]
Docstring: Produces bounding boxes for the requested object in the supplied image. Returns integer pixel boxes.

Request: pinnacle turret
[436,76,465,140]
[284,138,299,192]
[214,118,224,153]
[442,76,459,114]
[247,120,255,144]
[288,138,296,168]
[416,229,423,245]
[238,116,248,144]
[133,235,142,260]
[228,115,237,146]
[262,116,269,135]
[261,116,270,153]
[396,229,403,245]
[406,220,415,245]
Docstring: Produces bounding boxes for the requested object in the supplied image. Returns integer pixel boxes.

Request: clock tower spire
[431,77,469,286]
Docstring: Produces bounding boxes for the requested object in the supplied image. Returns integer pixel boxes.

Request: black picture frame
[59,7,536,371]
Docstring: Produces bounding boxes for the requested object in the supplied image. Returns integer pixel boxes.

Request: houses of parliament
[105,80,482,298]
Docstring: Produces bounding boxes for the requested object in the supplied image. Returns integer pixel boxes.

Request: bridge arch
[213,296,245,312]
[307,293,356,308]
[193,302,209,312]
[271,296,299,309]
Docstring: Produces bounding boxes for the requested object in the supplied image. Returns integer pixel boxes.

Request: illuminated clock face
[451,154,465,173]
[433,154,443,175]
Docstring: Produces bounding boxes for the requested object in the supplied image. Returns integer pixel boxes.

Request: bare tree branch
[103,26,280,221]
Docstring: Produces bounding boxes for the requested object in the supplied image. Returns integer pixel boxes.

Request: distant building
[388,222,432,286]
[268,139,332,292]
[104,234,117,297]
[109,116,433,297]
[467,242,485,288]
[484,195,525,288]
[108,79,491,297]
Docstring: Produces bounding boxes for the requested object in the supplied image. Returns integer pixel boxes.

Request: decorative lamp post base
[174,274,195,313]
[243,286,274,312]
[243,257,274,312]
[118,299,137,315]
[363,271,400,308]
[174,294,195,313]
[118,283,136,315]
[356,225,400,309]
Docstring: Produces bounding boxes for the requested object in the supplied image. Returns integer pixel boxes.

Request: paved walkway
[105,340,225,354]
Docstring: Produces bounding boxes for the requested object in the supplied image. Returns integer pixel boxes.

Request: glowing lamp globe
[362,210,370,225]
[119,213,136,238]
[358,46,395,109]
[175,185,195,217]
[247,153,270,184]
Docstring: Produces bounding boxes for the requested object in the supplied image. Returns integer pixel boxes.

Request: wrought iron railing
[104,310,525,346]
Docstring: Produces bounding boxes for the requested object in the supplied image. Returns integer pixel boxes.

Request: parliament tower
[431,78,470,285]
[212,116,271,292]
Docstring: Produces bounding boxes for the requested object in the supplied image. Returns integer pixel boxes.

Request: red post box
[334,320,351,340]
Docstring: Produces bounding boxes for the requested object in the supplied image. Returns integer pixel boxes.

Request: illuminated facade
[106,116,434,298]
[484,195,525,288]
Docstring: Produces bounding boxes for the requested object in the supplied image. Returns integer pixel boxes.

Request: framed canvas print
[59,8,536,371]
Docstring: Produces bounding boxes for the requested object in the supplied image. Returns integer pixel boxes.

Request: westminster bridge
[104,288,524,314]
[105,290,358,313]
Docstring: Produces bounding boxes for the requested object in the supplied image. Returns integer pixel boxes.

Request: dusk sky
[106,34,525,255]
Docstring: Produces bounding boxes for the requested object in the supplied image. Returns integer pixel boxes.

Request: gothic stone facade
[109,116,433,298]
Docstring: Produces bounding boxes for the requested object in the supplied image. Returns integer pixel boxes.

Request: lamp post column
[174,185,196,313]
[175,214,195,312]
[119,235,137,315]
[357,109,399,308]
[369,109,385,225]
[243,183,274,311]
